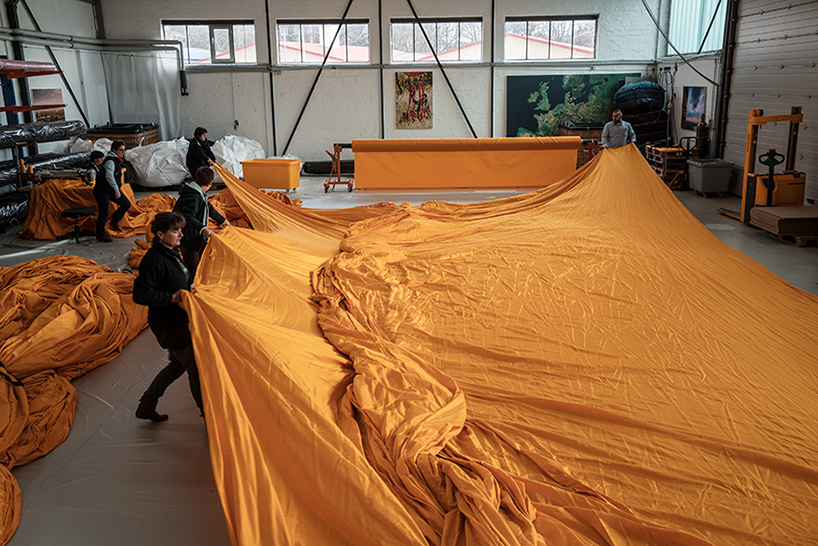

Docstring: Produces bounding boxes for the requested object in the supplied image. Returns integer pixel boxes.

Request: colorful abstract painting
[396,72,432,129]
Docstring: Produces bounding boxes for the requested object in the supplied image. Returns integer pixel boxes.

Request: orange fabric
[125,185,278,270]
[0,256,148,545]
[16,178,175,240]
[352,137,580,190]
[192,152,818,545]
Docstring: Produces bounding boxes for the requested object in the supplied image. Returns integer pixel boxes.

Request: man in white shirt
[601,109,636,148]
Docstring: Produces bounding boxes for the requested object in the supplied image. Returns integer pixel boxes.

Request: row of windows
[162,17,599,66]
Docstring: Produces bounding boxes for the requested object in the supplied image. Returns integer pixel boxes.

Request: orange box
[240,158,301,190]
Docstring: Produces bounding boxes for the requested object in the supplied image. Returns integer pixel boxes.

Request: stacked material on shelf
[0,152,91,193]
[0,121,85,149]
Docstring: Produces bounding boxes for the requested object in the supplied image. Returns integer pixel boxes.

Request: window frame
[667,0,726,55]
[162,19,256,65]
[275,18,371,65]
[504,15,598,61]
[389,17,483,64]
[210,24,235,64]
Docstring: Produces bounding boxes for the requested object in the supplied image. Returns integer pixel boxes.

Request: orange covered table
[351,137,581,190]
[17,178,174,240]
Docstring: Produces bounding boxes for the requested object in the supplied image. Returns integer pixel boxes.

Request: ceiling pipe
[0,26,188,95]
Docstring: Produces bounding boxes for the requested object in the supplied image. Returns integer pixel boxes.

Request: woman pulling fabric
[132,211,205,421]
[173,166,230,278]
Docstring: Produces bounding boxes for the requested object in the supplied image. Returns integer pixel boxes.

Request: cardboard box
[240,159,301,190]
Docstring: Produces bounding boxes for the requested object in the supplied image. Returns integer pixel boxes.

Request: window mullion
[457,22,461,61]
[185,26,190,65]
[300,24,305,63]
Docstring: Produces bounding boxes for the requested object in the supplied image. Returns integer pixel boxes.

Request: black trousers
[94,189,131,237]
[144,323,203,411]
[180,246,202,280]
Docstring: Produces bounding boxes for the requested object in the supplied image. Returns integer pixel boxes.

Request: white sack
[212,134,266,180]
[71,138,113,154]
[125,138,189,188]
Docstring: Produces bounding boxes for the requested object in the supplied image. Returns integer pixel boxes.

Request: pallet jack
[323,142,354,192]
[719,107,806,224]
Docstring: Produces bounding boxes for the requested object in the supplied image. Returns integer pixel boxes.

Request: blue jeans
[94,189,131,237]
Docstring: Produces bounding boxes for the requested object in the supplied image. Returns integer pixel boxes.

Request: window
[668,0,726,55]
[276,20,370,64]
[504,16,597,60]
[163,21,256,64]
[390,19,482,63]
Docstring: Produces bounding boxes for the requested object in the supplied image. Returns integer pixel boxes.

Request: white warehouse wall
[661,56,720,147]
[99,0,669,162]
[0,0,109,161]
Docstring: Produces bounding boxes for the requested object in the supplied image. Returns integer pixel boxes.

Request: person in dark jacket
[89,150,104,185]
[93,140,132,242]
[173,166,230,277]
[186,126,215,179]
[133,211,203,421]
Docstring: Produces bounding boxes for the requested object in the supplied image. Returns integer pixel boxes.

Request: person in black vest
[133,211,203,421]
[89,150,104,174]
[173,166,229,277]
[93,140,132,242]
[186,126,215,179]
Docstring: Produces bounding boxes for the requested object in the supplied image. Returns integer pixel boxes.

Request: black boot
[135,393,169,422]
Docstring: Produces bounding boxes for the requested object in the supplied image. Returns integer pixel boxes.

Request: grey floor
[2,175,817,546]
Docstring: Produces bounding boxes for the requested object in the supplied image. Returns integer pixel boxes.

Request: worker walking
[133,211,204,422]
[601,109,636,149]
[93,140,131,242]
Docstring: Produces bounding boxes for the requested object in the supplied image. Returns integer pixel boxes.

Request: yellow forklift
[719,107,806,224]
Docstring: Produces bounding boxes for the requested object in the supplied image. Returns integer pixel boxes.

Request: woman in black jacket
[173,166,229,277]
[133,211,203,421]
[185,126,215,178]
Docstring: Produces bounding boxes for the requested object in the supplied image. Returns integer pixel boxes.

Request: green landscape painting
[506,73,639,137]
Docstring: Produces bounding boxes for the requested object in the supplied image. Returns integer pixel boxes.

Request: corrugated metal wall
[722,0,818,202]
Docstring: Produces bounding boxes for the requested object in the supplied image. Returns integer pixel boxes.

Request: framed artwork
[32,89,65,122]
[681,86,706,130]
[396,72,432,129]
[506,73,639,137]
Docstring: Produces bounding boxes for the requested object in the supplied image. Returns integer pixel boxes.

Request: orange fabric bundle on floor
[194,154,818,546]
[17,178,175,240]
[0,256,148,545]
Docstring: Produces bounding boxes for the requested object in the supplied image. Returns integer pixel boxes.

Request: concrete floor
[2,175,817,546]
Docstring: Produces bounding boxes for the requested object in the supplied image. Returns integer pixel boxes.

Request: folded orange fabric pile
[186,154,818,546]
[0,257,147,544]
[17,178,175,240]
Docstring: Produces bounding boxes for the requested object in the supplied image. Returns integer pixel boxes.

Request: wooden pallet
[766,233,818,247]
[645,145,699,162]
[652,165,684,188]
[649,156,688,170]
